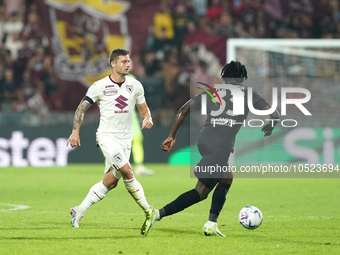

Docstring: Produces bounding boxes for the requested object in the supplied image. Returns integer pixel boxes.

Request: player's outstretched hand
[142,117,153,129]
[161,137,175,152]
[261,123,274,137]
[67,132,81,148]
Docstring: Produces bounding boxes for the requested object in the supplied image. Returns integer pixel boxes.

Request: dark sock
[159,208,166,218]
[159,189,201,219]
[208,183,231,222]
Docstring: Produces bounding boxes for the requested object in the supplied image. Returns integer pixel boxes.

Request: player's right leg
[70,140,121,228]
[70,171,118,228]
[144,146,220,236]
[156,145,219,222]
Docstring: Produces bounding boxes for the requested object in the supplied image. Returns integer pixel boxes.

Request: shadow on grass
[155,227,198,235]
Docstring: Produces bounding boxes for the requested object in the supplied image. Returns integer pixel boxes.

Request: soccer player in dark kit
[142,60,280,237]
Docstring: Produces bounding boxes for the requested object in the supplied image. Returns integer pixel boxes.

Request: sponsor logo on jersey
[103,88,118,96]
[115,95,128,109]
[126,85,133,93]
[113,152,123,162]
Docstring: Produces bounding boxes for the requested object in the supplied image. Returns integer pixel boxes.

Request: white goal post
[227,38,340,80]
[226,39,340,166]
[227,39,340,63]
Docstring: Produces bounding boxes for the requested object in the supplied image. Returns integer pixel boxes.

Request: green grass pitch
[0,164,339,254]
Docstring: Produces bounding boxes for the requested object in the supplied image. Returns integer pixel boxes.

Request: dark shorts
[194,143,233,190]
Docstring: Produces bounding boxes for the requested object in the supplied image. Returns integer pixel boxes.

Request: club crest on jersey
[113,153,123,162]
[126,85,133,93]
[103,88,118,96]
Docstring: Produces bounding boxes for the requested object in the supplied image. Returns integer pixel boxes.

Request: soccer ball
[238,206,263,229]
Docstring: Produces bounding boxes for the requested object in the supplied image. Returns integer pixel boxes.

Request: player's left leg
[119,163,151,212]
[203,177,233,237]
[97,139,151,213]
[203,147,233,237]
[118,163,155,236]
[208,177,233,223]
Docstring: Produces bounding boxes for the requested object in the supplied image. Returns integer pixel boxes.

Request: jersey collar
[109,75,125,87]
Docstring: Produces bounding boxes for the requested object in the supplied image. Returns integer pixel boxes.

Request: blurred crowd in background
[0,0,56,124]
[0,0,340,126]
[136,0,340,123]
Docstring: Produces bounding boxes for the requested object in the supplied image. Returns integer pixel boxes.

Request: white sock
[124,178,150,211]
[79,181,109,213]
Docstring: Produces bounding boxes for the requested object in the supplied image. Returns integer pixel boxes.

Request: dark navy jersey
[193,83,269,152]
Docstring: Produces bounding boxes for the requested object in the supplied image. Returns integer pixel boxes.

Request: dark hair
[108,48,130,65]
[221,60,248,82]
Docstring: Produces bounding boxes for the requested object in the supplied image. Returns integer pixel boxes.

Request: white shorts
[96,135,131,179]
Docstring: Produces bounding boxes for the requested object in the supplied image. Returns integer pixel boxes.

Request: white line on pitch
[0,203,30,212]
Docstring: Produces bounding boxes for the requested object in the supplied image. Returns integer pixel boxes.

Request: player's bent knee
[119,164,134,180]
[103,179,118,190]
[195,180,211,200]
[199,192,209,201]
[105,182,118,190]
[103,171,119,190]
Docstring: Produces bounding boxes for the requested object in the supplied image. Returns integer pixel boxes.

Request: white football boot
[70,206,84,228]
[203,221,226,237]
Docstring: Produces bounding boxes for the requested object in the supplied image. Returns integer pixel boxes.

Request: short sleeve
[136,82,146,105]
[252,91,269,110]
[85,83,99,103]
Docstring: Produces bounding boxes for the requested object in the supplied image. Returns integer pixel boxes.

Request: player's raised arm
[261,104,280,137]
[67,99,92,148]
[161,99,195,152]
[136,102,153,129]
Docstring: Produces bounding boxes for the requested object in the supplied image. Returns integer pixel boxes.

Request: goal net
[227,39,340,128]
[223,39,340,169]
